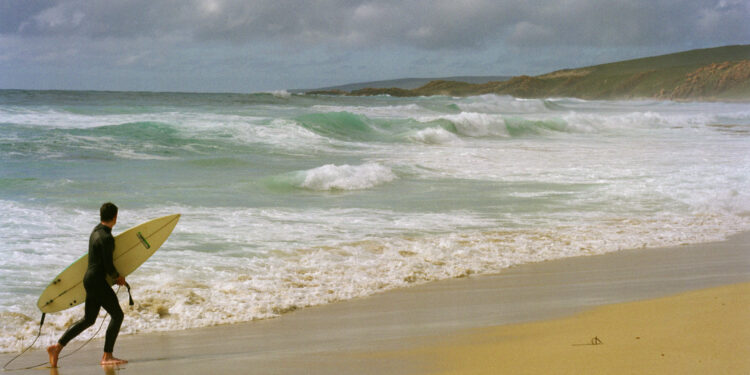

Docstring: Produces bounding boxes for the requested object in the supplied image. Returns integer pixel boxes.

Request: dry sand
[387,282,750,375]
[2,231,749,374]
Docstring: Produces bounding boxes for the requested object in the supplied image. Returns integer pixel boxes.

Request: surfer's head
[100,202,118,225]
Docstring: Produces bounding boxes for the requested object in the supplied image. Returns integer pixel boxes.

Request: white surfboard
[37,214,180,313]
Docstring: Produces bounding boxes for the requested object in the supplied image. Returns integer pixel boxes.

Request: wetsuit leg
[98,284,123,353]
[58,292,101,346]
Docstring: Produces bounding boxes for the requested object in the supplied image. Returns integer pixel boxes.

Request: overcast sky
[1,0,748,93]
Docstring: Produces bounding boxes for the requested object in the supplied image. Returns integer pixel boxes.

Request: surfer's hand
[116,276,126,286]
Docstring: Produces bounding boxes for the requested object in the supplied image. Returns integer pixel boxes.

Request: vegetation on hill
[309,45,750,100]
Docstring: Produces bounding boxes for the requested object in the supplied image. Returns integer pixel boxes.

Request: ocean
[1,89,749,352]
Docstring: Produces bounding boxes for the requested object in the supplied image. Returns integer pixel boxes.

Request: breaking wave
[272,163,398,191]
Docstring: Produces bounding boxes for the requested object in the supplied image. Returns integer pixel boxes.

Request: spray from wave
[291,163,398,191]
[269,90,292,99]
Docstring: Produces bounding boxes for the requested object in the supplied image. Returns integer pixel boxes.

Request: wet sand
[3,231,749,375]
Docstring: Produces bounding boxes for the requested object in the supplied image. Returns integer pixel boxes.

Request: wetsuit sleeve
[103,235,120,279]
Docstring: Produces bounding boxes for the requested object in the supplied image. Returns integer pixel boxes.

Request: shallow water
[1,90,749,351]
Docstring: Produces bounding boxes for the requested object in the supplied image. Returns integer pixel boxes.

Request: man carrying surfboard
[47,203,128,367]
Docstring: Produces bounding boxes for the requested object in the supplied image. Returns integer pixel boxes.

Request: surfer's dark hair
[100,202,118,222]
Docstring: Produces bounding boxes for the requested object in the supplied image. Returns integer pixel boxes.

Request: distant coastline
[306,45,750,101]
[292,76,511,93]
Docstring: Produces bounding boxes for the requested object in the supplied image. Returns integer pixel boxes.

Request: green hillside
[317,45,750,100]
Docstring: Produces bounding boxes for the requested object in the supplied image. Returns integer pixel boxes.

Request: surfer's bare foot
[100,352,127,366]
[47,343,62,368]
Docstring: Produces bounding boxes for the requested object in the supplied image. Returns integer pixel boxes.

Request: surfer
[47,203,128,367]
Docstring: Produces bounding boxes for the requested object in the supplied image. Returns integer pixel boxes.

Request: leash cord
[2,286,126,371]
[1,313,46,371]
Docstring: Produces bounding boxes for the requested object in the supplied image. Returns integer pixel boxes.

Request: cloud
[1,0,747,92]
[0,0,55,33]
[697,0,750,39]
[509,22,554,45]
[2,0,746,50]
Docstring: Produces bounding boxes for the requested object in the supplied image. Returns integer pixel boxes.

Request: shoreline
[3,231,749,374]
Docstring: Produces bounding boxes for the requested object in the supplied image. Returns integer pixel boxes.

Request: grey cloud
[505,0,748,47]
[2,0,748,50]
[0,0,56,33]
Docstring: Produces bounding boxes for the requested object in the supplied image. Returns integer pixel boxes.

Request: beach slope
[2,232,748,374]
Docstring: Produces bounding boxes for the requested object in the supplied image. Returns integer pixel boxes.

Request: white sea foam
[3,206,748,352]
[298,163,397,191]
[459,94,550,113]
[215,118,332,150]
[0,108,106,128]
[419,110,724,138]
[311,104,426,118]
[559,111,716,133]
[408,127,461,145]
[425,112,510,137]
[270,90,292,99]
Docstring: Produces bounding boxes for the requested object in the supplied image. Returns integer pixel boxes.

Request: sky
[1,0,748,93]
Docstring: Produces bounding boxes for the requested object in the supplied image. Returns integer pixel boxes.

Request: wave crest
[459,94,551,113]
[269,90,292,99]
[424,112,569,137]
[408,127,461,144]
[295,112,387,142]
[297,163,397,191]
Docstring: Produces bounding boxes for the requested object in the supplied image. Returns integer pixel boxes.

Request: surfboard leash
[2,286,126,371]
[1,313,45,371]
[125,282,134,306]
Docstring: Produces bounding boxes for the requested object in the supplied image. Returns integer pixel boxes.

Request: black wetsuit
[58,224,123,353]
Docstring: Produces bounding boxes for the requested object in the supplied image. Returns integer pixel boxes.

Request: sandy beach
[386,283,750,375]
[3,231,749,375]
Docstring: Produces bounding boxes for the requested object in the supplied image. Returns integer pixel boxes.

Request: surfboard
[37,214,180,313]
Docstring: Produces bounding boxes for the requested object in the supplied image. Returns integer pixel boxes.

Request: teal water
[1,90,749,351]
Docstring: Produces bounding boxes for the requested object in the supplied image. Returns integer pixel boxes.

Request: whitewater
[1,90,749,352]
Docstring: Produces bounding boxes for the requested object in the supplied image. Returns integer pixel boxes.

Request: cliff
[315,45,750,101]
